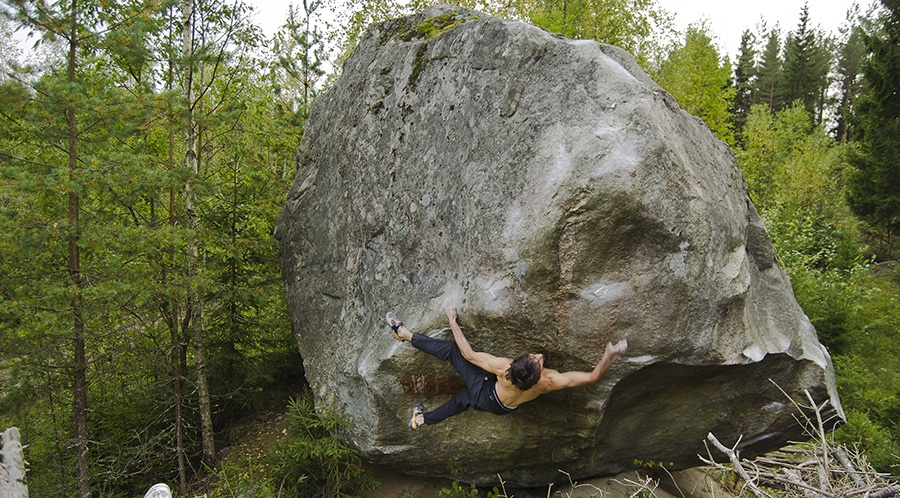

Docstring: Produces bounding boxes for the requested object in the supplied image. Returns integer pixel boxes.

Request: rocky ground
[210,405,738,498]
[363,465,736,498]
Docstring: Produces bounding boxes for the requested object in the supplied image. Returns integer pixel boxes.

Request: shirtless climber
[386,299,628,428]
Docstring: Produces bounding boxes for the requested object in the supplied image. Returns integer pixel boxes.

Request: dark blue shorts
[410,333,516,425]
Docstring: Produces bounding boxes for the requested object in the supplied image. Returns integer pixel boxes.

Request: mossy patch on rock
[383,12,475,43]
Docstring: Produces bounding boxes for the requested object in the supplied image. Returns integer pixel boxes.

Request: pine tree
[846,0,900,246]
[780,4,833,122]
[654,23,735,144]
[0,1,180,494]
[0,2,100,494]
[2,2,158,495]
[271,0,326,130]
[755,28,782,113]
[732,29,757,145]
[2,0,302,493]
[834,4,870,142]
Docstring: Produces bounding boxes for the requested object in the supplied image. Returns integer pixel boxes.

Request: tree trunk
[66,1,90,495]
[182,0,216,468]
[165,7,188,490]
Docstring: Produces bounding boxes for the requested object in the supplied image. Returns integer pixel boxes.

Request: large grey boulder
[275,5,843,487]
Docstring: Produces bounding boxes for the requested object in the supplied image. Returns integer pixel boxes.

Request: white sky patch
[655,0,875,59]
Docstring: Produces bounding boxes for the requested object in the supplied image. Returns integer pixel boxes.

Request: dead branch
[833,446,864,488]
[757,471,837,497]
[700,380,900,498]
[706,433,769,498]
[804,389,831,479]
[869,486,900,498]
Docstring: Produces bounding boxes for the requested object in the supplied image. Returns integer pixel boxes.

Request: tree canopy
[654,23,735,144]
[846,0,900,238]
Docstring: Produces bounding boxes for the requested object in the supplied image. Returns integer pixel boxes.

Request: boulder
[275,5,843,487]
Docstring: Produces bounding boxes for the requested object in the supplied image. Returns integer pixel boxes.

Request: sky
[245,0,873,59]
[655,0,872,57]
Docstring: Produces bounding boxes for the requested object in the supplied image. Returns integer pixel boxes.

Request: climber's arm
[542,340,628,391]
[445,299,511,376]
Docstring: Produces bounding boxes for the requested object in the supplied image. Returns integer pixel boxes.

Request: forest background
[0,0,898,496]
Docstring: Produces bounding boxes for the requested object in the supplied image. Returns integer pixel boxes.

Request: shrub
[762,208,870,354]
[266,396,379,497]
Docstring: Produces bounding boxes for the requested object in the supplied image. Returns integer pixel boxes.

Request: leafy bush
[439,460,502,498]
[834,409,898,473]
[830,281,900,477]
[439,480,483,498]
[266,396,379,497]
[762,208,870,354]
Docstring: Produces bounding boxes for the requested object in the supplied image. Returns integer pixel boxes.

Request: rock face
[1,428,28,498]
[275,5,843,487]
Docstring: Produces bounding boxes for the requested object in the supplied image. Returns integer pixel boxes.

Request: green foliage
[738,103,853,221]
[3,0,900,492]
[834,273,900,405]
[523,0,673,62]
[739,101,868,354]
[201,61,300,425]
[0,0,304,495]
[735,83,900,476]
[755,28,783,113]
[731,29,757,144]
[270,0,327,130]
[834,4,870,142]
[846,0,900,239]
[762,209,869,353]
[332,0,675,69]
[440,480,482,497]
[779,4,833,123]
[439,460,502,498]
[266,397,379,498]
[833,351,900,473]
[211,451,279,498]
[654,23,735,144]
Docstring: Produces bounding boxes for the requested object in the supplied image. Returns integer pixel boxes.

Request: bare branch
[869,486,900,498]
[833,446,864,488]
[701,381,900,498]
[706,432,770,498]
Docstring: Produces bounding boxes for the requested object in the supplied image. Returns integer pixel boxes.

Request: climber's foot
[385,312,406,341]
[408,403,425,429]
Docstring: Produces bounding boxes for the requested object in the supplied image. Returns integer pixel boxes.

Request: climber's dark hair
[507,354,542,391]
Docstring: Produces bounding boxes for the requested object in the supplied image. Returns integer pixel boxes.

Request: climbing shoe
[408,403,425,429]
[385,312,404,341]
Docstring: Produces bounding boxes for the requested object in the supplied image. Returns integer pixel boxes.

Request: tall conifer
[755,28,782,113]
[847,0,900,246]
[780,4,833,122]
[732,29,757,144]
[835,5,869,142]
